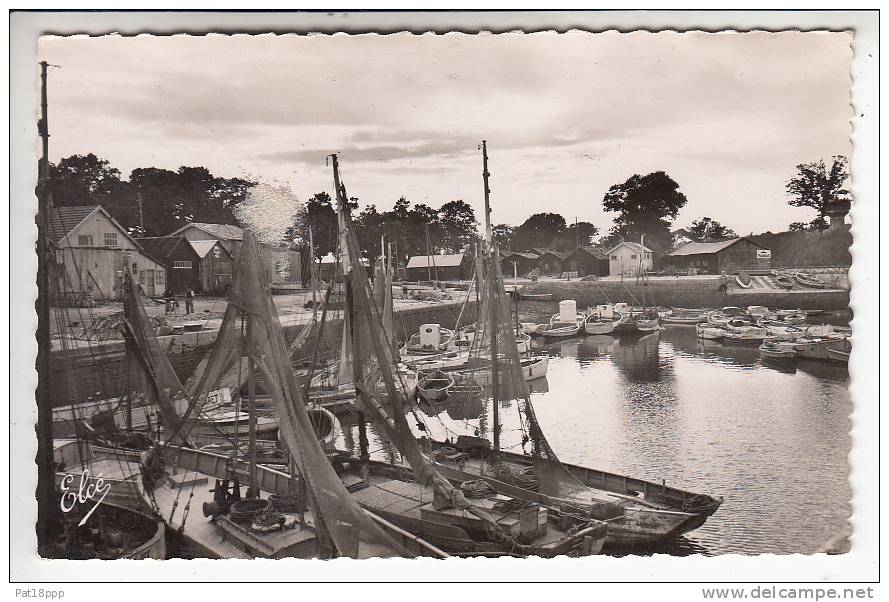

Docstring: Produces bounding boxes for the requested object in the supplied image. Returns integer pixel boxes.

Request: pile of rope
[460,479,495,499]
[493,463,541,492]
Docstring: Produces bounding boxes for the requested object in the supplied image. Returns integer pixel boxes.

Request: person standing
[184,285,195,315]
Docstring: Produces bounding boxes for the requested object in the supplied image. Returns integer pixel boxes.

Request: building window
[139,271,145,285]
[173,260,193,269]
[77,235,93,246]
[630,254,637,259]
[132,262,137,274]
[156,271,165,284]
[611,255,617,260]
[104,232,118,247]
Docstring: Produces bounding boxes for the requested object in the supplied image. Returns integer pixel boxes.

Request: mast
[36,60,56,547]
[309,225,316,320]
[481,141,500,454]
[246,314,258,498]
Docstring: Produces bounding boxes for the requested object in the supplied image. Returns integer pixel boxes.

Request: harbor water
[342,323,852,556]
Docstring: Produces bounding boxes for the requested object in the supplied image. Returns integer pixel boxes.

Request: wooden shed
[500,251,540,277]
[563,246,610,277]
[405,253,471,281]
[666,237,771,274]
[536,250,567,275]
[49,205,167,301]
[136,236,201,294]
[188,240,234,294]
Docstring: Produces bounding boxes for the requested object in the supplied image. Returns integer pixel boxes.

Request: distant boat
[662,309,710,325]
[772,273,795,289]
[540,320,583,339]
[696,323,725,340]
[794,272,826,288]
[517,291,554,301]
[759,340,798,360]
[416,369,454,402]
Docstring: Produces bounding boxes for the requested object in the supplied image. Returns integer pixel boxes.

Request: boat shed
[500,251,540,277]
[49,205,168,301]
[405,253,471,281]
[563,245,610,277]
[666,237,771,274]
[536,250,568,275]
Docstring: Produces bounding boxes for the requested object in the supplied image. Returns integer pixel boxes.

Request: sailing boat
[310,154,608,557]
[422,142,721,550]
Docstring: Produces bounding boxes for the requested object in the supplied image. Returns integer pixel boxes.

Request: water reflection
[335,325,851,555]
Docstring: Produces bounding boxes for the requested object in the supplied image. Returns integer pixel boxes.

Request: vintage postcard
[8,8,880,590]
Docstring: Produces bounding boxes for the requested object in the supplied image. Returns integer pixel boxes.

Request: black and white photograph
[9,8,880,589]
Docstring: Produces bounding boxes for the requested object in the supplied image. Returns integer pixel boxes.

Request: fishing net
[122,273,191,446]
[224,231,410,559]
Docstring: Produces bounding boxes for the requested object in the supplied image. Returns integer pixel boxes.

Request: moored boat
[772,273,795,289]
[794,271,827,288]
[826,348,850,363]
[517,291,555,301]
[416,369,454,402]
[759,340,797,360]
[662,308,710,325]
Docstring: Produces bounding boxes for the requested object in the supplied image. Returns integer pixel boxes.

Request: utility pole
[36,60,56,549]
[481,140,492,242]
[575,217,578,248]
[137,191,145,235]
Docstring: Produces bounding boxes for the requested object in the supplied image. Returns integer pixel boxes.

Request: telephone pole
[481,140,492,242]
[36,60,56,548]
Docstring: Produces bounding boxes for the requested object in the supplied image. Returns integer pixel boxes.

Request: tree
[492,224,514,249]
[602,171,688,255]
[785,155,850,230]
[50,154,140,233]
[437,200,478,253]
[687,217,737,242]
[788,222,808,232]
[510,213,568,251]
[551,220,599,251]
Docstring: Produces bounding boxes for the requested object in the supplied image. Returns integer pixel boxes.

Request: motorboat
[401,324,454,355]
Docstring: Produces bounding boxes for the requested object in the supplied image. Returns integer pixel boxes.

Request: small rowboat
[662,309,710,325]
[583,312,617,335]
[735,274,753,289]
[306,406,340,449]
[759,340,797,360]
[517,292,554,301]
[416,369,454,402]
[520,355,549,380]
[540,320,582,339]
[773,273,795,289]
[794,272,826,289]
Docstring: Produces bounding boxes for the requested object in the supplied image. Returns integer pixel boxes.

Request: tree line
[48,152,849,264]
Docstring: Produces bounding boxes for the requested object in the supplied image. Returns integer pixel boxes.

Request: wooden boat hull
[794,272,826,288]
[428,458,707,547]
[826,348,850,363]
[584,317,616,335]
[541,323,582,339]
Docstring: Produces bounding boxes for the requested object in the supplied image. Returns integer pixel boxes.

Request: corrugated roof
[667,238,751,256]
[47,205,100,242]
[189,239,224,258]
[136,236,190,260]
[171,222,244,240]
[406,253,465,268]
[606,241,653,255]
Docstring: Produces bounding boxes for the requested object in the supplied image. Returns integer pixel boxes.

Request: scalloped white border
[6,9,879,588]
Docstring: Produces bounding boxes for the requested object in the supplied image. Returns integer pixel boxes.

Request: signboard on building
[756,249,771,259]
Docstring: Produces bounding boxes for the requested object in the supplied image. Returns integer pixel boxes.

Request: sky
[38,31,853,237]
